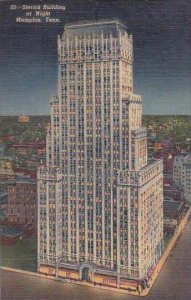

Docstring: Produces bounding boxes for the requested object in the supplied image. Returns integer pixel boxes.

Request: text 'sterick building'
[37,20,163,288]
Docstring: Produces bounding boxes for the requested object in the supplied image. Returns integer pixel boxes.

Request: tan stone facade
[39,265,139,291]
[37,19,163,289]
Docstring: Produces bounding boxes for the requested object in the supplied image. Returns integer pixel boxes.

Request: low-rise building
[173,154,191,203]
[13,168,37,179]
[0,143,5,158]
[0,159,15,178]
[163,197,185,237]
[7,180,37,230]
[12,142,46,156]
[0,190,8,221]
[0,135,14,142]
[164,198,184,227]
[164,177,184,202]
[18,115,30,123]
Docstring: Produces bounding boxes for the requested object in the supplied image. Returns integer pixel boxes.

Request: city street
[1,220,191,300]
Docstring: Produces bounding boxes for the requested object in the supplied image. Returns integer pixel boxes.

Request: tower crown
[62,19,128,38]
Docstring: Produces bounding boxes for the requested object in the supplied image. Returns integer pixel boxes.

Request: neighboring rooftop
[164,199,184,216]
[174,154,191,165]
[0,226,23,237]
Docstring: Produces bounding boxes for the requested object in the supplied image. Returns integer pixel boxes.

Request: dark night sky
[0,0,191,115]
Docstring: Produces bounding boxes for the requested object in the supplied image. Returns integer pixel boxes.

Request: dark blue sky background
[0,0,191,115]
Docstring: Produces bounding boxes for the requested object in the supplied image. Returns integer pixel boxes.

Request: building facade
[38,20,163,288]
[7,180,37,229]
[173,154,191,203]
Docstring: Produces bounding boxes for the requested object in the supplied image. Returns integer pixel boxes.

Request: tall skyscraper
[37,19,163,289]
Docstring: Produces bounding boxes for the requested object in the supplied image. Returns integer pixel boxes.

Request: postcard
[0,1,191,299]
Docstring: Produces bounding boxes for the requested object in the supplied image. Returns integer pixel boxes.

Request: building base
[38,264,142,293]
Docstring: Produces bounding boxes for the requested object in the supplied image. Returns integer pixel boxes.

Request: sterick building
[37,19,163,289]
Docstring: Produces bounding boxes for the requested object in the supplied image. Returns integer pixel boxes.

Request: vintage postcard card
[0,0,191,299]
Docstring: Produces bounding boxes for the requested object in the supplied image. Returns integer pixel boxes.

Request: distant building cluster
[0,117,48,243]
[145,123,190,237]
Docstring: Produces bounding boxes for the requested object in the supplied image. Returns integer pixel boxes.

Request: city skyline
[0,0,191,116]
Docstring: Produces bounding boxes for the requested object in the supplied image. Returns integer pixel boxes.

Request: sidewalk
[1,207,190,297]
[141,207,191,296]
